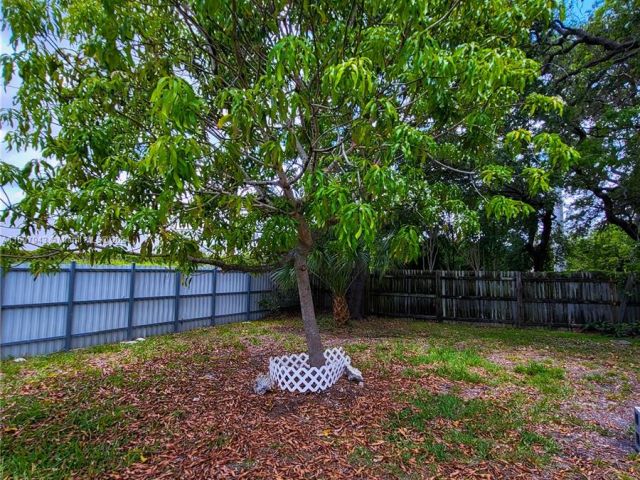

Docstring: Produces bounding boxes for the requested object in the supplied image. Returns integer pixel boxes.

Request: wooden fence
[317,270,639,328]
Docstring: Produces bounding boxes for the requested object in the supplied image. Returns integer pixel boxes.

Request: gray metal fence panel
[0,264,275,358]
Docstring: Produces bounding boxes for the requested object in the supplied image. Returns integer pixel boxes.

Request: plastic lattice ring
[269,347,351,393]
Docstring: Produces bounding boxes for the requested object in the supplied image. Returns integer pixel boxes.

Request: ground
[1,316,639,479]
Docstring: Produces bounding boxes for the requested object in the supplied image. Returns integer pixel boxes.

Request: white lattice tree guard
[269,347,351,393]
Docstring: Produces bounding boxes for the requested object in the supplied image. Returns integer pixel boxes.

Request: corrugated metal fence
[0,263,275,358]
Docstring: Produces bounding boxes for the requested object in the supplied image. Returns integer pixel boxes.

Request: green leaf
[217,113,232,128]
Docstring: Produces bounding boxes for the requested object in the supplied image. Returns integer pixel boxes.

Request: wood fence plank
[359,270,639,329]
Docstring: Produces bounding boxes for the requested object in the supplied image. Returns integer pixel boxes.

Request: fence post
[210,269,218,326]
[435,270,442,322]
[514,272,523,327]
[364,272,370,316]
[0,270,3,330]
[127,263,136,339]
[245,273,252,321]
[64,261,77,350]
[174,271,181,332]
[617,274,634,325]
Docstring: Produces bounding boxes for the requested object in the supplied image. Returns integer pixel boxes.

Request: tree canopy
[0,0,580,363]
[539,0,640,241]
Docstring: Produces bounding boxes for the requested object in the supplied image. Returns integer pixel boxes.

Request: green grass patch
[583,370,619,385]
[1,396,143,479]
[514,361,565,379]
[349,446,375,466]
[387,390,558,465]
[402,367,424,379]
[374,319,639,364]
[407,346,504,384]
[344,342,370,355]
[401,391,487,423]
[514,361,567,395]
[0,333,193,392]
[372,340,420,365]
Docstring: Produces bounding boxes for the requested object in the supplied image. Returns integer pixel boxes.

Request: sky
[567,0,600,23]
[0,27,39,209]
[0,27,34,240]
[0,0,602,236]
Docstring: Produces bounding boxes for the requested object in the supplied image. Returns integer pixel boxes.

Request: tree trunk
[294,252,325,367]
[332,294,350,325]
[592,188,640,241]
[347,260,367,320]
[530,250,546,272]
[277,162,325,367]
[525,208,553,272]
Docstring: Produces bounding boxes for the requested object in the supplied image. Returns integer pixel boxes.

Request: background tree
[272,237,367,325]
[565,224,640,272]
[539,0,640,241]
[429,0,640,273]
[1,0,574,365]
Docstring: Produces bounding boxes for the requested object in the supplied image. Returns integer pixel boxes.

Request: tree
[461,1,640,272]
[538,0,640,241]
[566,225,640,272]
[272,237,365,325]
[1,0,574,366]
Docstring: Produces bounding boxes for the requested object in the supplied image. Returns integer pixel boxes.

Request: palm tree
[272,242,364,325]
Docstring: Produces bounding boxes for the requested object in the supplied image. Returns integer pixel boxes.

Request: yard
[1,317,638,479]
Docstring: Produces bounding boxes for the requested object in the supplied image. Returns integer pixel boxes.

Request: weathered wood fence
[316,270,639,328]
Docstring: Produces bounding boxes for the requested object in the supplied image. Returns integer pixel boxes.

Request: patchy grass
[387,390,558,466]
[1,317,638,479]
[407,346,505,384]
[2,394,144,479]
[514,360,565,379]
[514,361,567,395]
[0,333,192,390]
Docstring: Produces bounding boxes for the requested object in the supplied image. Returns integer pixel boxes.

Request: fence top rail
[378,270,632,282]
[6,264,218,273]
[4,264,275,278]
[440,275,515,281]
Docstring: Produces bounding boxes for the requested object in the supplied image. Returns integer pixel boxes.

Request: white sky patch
[0,127,36,205]
[1,28,41,209]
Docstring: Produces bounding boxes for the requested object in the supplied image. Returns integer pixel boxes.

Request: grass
[387,390,559,465]
[2,394,144,479]
[583,371,619,385]
[514,361,565,379]
[349,445,375,466]
[1,317,638,479]
[514,361,567,394]
[406,345,505,383]
[397,319,632,357]
[582,368,636,401]
[0,333,192,390]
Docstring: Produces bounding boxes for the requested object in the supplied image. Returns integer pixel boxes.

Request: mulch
[110,342,401,479]
[5,326,640,479]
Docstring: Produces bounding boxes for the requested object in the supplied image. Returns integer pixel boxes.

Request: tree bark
[332,294,350,325]
[592,188,639,241]
[525,208,553,272]
[276,159,325,367]
[294,253,325,367]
